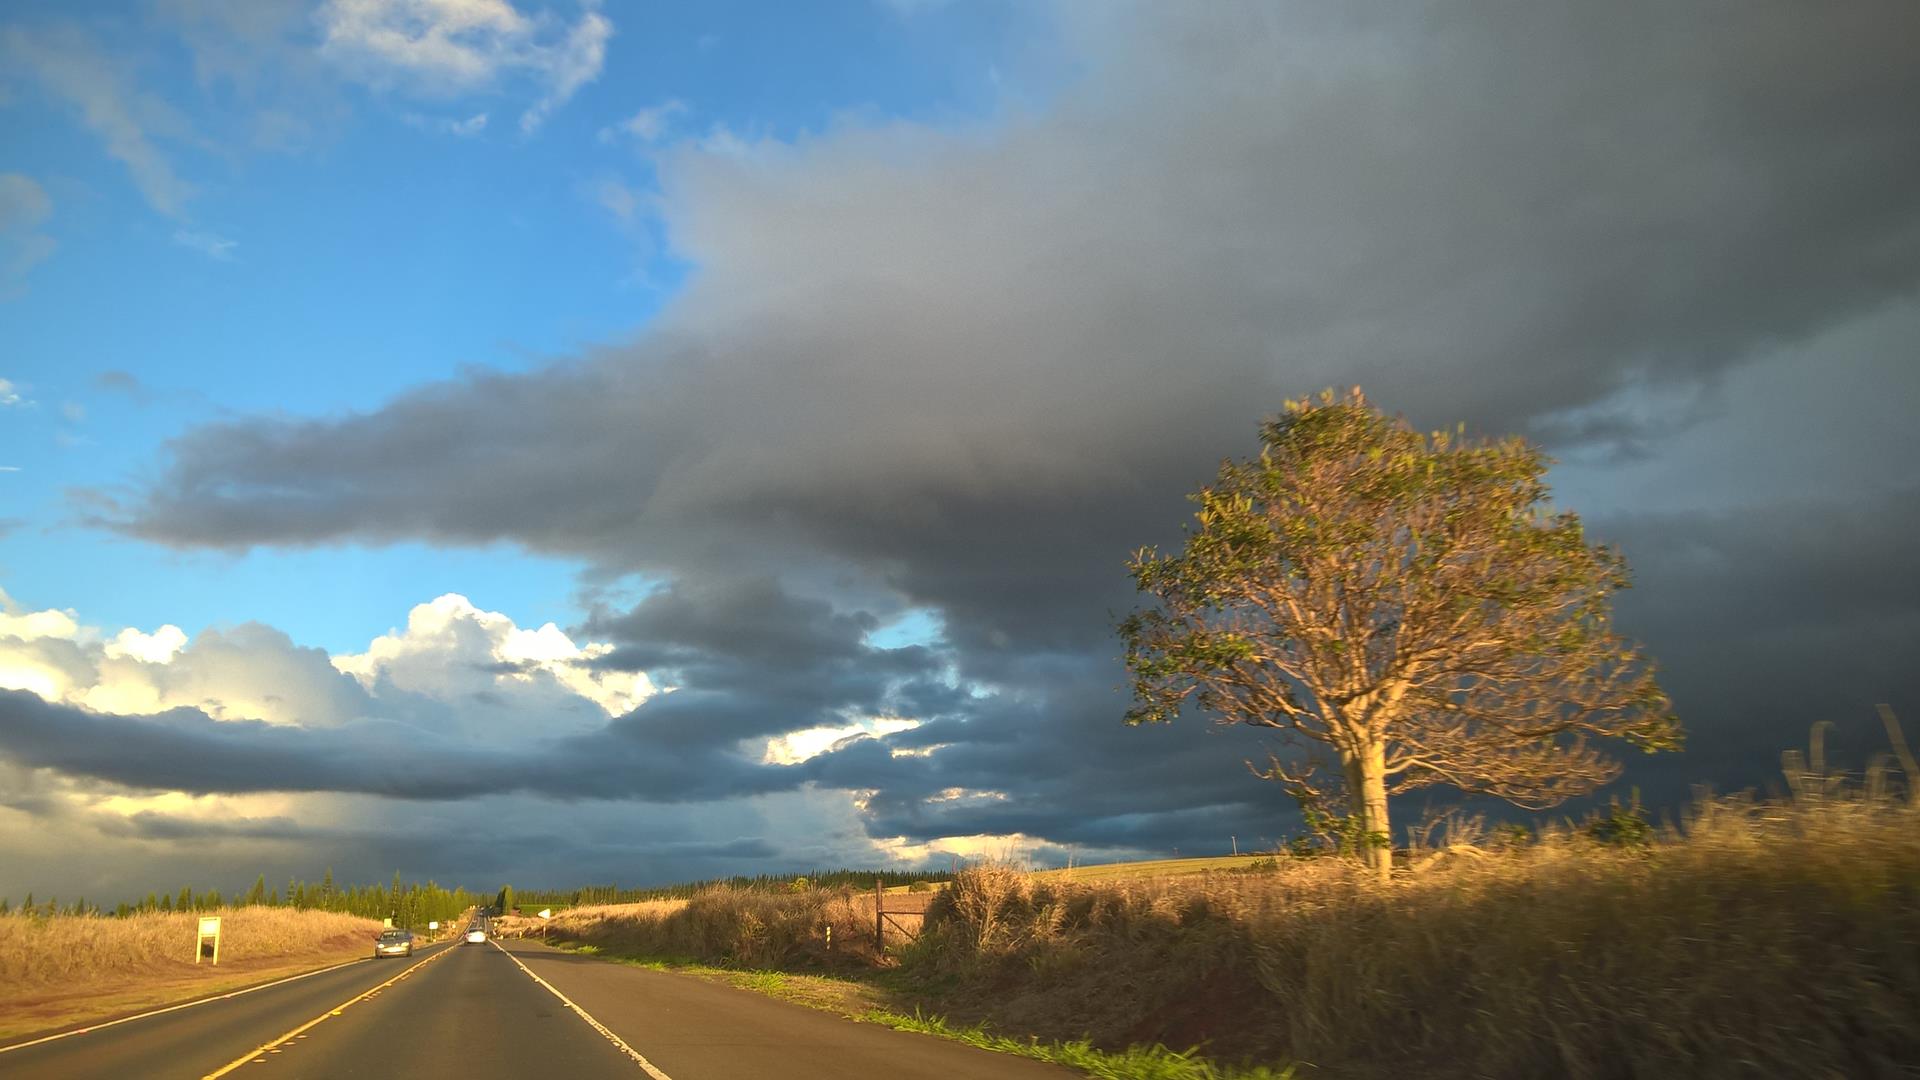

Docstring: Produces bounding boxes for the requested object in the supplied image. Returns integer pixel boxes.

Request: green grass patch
[864,1010,1295,1080]
[734,970,789,994]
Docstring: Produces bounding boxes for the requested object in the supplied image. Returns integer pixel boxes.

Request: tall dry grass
[0,906,384,1000]
[538,890,888,969]
[905,789,1920,1078]
[544,769,1920,1079]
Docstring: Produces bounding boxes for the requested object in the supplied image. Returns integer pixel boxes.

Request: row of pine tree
[0,869,484,928]
[3,867,957,923]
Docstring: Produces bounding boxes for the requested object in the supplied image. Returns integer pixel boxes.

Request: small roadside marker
[0,955,373,1058]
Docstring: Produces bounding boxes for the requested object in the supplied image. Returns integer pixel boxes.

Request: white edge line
[0,952,382,1055]
[490,939,674,1080]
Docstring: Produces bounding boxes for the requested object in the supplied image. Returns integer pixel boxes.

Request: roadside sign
[537,908,552,919]
[428,921,439,930]
[195,916,221,965]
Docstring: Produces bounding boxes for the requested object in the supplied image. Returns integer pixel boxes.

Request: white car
[465,927,486,944]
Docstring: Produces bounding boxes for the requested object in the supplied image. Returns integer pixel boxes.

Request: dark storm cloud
[1599,489,1920,785]
[97,6,1920,617]
[97,4,1920,553]
[101,810,316,842]
[95,809,776,865]
[0,688,796,802]
[582,575,967,748]
[46,3,1920,858]
[1611,488,1920,636]
[587,576,879,671]
[801,656,1305,850]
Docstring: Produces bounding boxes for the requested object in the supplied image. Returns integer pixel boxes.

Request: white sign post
[195,916,222,965]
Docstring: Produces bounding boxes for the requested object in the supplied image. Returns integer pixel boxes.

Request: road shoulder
[497,937,1079,1080]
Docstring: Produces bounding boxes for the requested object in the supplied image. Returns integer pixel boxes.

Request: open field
[533,779,1920,1079]
[1034,854,1276,882]
[0,907,387,1041]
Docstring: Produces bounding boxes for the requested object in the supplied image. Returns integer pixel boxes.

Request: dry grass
[540,781,1920,1079]
[531,889,889,969]
[1033,855,1281,883]
[0,907,386,1040]
[906,792,1920,1078]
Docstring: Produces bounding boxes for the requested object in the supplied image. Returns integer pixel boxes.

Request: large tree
[1120,389,1679,882]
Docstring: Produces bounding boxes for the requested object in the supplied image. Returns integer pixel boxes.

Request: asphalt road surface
[0,938,1075,1079]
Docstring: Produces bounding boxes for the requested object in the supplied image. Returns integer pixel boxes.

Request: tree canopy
[1120,388,1680,880]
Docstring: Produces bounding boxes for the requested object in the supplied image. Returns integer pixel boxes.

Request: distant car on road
[373,929,414,958]
[465,926,486,944]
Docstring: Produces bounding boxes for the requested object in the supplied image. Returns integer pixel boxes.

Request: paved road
[0,937,1075,1079]
[0,940,459,1079]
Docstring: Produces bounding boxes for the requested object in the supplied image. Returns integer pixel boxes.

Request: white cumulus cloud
[331,592,654,718]
[0,589,81,642]
[0,587,652,731]
[103,624,189,664]
[763,716,920,766]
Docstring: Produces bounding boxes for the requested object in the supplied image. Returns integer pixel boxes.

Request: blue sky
[1,2,1916,900]
[1,0,1048,650]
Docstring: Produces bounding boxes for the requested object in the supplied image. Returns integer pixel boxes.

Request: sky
[1,0,1917,902]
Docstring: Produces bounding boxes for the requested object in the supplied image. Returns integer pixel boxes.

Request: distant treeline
[0,869,482,928]
[1,867,954,922]
[507,868,949,909]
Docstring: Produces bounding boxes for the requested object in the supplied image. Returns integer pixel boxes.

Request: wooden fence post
[874,880,884,954]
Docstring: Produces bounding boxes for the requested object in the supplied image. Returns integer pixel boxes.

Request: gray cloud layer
[22,3,1920,883]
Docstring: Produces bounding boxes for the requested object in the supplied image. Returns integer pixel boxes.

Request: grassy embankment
[0,907,388,1041]
[523,767,1920,1079]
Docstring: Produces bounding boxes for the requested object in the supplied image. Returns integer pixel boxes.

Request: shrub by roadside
[542,781,1920,1079]
[934,797,1918,1076]
[533,889,886,969]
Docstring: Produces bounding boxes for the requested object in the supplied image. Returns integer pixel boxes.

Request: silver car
[373,929,414,958]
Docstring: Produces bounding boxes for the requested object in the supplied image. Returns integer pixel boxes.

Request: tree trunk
[1344,740,1392,885]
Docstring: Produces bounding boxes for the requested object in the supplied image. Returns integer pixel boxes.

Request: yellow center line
[0,956,373,1056]
[200,944,456,1079]
[487,939,674,1080]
